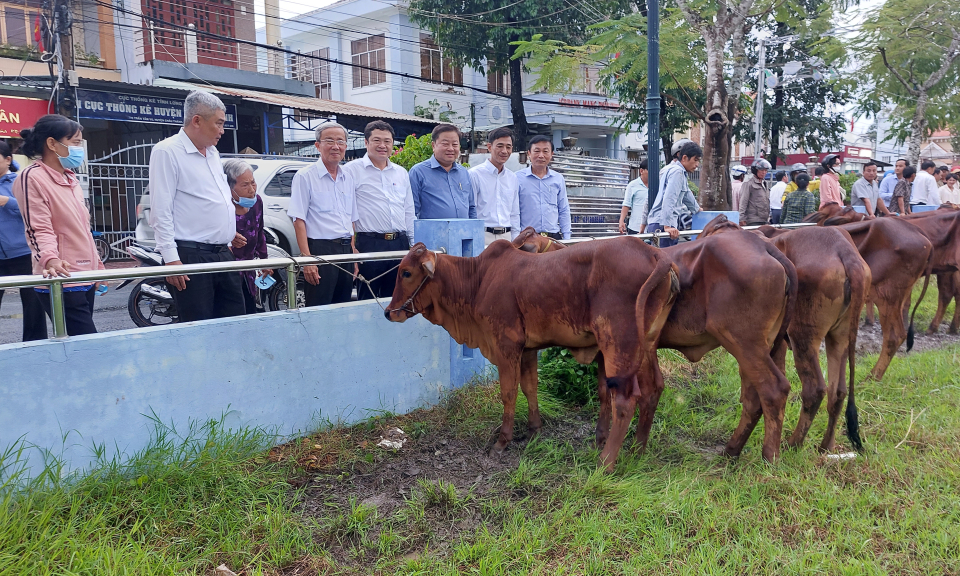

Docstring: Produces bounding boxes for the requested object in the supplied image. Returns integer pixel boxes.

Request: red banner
[0,96,50,137]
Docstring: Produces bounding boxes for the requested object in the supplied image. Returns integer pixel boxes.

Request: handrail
[0,222,819,338]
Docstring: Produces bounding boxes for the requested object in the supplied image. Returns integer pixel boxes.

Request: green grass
[3,330,959,574]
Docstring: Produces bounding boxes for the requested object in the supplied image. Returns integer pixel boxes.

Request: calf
[900,208,960,334]
[752,225,871,451]
[385,239,679,470]
[524,221,799,461]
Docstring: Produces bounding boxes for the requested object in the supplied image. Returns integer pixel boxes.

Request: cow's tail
[840,251,869,452]
[907,265,933,352]
[636,254,680,352]
[763,242,798,354]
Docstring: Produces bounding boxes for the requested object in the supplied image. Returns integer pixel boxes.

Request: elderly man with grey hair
[288,122,359,307]
[148,90,245,321]
[223,158,272,314]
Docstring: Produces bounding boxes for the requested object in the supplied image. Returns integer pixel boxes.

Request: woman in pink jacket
[12,114,105,336]
[818,153,844,209]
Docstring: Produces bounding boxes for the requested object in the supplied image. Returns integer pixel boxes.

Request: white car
[135,155,314,255]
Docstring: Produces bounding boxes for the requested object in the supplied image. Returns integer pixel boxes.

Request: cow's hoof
[527,426,542,439]
[488,444,507,457]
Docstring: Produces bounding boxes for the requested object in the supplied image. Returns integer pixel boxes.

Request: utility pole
[753,34,798,162]
[470,103,476,153]
[645,0,660,210]
[54,0,77,119]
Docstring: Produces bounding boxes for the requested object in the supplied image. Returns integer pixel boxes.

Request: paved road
[0,285,139,344]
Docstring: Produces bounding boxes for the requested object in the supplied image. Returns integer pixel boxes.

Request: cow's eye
[401,270,412,279]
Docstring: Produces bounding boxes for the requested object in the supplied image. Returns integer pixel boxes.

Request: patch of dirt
[855,321,960,355]
[287,408,596,570]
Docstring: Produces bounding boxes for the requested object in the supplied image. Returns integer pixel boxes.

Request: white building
[264,0,638,159]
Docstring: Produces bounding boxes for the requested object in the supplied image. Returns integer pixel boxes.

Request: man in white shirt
[469,127,521,245]
[288,122,359,307]
[618,158,649,234]
[912,160,942,207]
[769,170,788,224]
[148,91,244,322]
[343,120,414,300]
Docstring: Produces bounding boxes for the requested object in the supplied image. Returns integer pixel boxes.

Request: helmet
[951,165,960,173]
[751,158,772,171]
[790,162,806,173]
[671,138,694,158]
[821,154,840,172]
[731,164,748,177]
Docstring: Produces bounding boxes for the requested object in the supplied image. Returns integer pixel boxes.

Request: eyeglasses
[368,138,393,146]
[320,139,347,147]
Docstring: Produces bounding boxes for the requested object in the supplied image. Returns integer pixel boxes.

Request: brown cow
[801,202,846,224]
[899,208,960,334]
[530,218,798,462]
[384,239,680,470]
[817,218,934,378]
[750,225,871,451]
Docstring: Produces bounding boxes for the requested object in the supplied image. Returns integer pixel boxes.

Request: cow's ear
[422,254,436,277]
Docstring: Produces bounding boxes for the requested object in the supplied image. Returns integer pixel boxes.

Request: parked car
[135,154,314,255]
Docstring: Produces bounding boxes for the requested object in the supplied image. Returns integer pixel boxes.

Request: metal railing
[0,223,817,339]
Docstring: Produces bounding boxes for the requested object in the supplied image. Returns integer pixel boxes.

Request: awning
[153,79,437,137]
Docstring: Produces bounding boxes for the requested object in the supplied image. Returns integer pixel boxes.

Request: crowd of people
[618,146,960,234]
[3,88,960,341]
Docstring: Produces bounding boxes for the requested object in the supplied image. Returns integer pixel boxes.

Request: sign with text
[0,96,50,137]
[77,90,237,130]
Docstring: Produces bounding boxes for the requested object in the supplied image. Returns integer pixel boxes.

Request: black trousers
[305,238,354,307]
[170,244,245,322]
[241,281,262,315]
[0,253,48,341]
[38,285,97,336]
[355,233,410,300]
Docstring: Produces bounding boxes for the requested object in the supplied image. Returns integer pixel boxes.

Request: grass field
[2,285,959,575]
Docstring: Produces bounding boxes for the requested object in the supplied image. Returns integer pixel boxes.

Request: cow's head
[512,226,566,253]
[698,214,740,238]
[803,202,844,225]
[384,243,437,322]
[823,206,868,226]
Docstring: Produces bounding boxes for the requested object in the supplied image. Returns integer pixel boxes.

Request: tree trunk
[508,40,528,149]
[907,92,929,167]
[699,34,732,210]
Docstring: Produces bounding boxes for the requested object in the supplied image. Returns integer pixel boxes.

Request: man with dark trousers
[149,90,244,321]
[289,122,359,307]
[343,120,414,300]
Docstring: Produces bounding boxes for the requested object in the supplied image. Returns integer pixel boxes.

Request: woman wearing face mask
[12,114,105,336]
[818,153,844,209]
[223,159,271,314]
[0,140,47,341]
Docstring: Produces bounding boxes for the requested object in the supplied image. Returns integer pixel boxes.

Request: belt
[539,231,563,240]
[357,231,405,241]
[312,237,353,245]
[176,240,229,252]
[485,227,511,235]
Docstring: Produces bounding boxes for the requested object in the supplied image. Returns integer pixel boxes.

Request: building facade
[270,0,636,159]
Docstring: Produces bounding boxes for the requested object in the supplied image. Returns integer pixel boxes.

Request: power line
[82,3,629,112]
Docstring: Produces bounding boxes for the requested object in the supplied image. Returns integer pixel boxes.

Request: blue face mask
[56,143,85,170]
[234,196,257,208]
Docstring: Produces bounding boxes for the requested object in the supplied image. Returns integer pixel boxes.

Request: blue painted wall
[0,302,450,479]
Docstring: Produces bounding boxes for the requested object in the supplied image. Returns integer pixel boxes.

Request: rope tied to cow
[278,253,401,311]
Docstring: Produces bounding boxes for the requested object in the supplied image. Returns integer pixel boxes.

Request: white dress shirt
[343,154,415,242]
[938,183,960,205]
[769,181,787,210]
[469,160,521,238]
[912,171,941,206]
[148,129,235,263]
[288,161,358,239]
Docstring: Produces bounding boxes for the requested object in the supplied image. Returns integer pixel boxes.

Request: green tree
[854,0,960,166]
[735,0,851,168]
[408,0,635,147]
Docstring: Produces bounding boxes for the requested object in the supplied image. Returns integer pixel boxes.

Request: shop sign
[0,96,51,137]
[77,89,237,129]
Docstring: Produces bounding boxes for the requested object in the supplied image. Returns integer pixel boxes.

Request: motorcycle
[92,230,111,263]
[119,241,305,327]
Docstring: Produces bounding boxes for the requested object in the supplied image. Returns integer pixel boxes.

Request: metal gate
[82,142,157,260]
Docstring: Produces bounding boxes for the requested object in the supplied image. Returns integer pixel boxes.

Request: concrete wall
[0,302,453,478]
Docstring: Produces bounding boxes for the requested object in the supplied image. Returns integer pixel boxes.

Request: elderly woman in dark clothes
[224,159,271,313]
